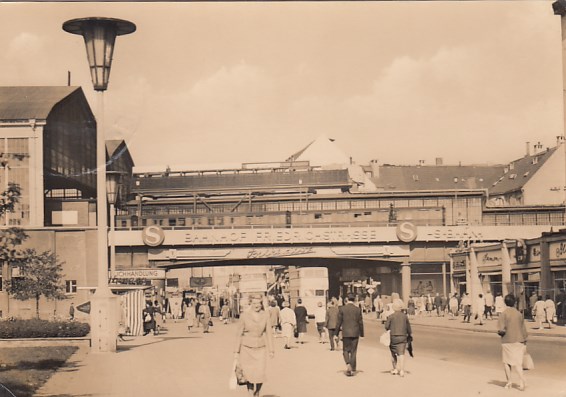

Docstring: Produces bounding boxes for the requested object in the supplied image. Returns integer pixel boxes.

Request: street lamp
[106,171,123,278]
[63,17,135,353]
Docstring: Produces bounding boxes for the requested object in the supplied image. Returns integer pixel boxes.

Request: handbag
[235,361,247,385]
[293,327,299,338]
[144,312,151,323]
[380,330,391,347]
[208,319,214,327]
[522,351,534,370]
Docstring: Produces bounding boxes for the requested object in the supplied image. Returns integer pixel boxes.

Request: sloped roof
[371,164,505,191]
[286,135,350,168]
[106,139,135,169]
[489,147,558,195]
[0,86,81,121]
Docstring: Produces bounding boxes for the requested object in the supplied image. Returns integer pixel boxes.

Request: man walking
[325,300,340,351]
[336,293,364,376]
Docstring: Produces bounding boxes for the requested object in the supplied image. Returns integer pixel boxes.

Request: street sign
[76,301,91,314]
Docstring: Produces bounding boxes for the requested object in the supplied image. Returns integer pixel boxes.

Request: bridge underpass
[155,256,405,300]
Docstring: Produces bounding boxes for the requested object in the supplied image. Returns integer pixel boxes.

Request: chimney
[370,159,379,179]
[435,157,443,166]
[526,142,530,157]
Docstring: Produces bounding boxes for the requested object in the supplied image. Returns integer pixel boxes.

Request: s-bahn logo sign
[396,222,417,243]
[142,225,165,247]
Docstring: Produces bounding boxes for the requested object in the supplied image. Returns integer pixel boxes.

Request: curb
[363,317,566,339]
[0,336,91,348]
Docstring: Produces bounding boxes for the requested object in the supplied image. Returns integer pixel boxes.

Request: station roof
[132,168,352,196]
[489,147,558,195]
[0,86,81,121]
[370,164,505,191]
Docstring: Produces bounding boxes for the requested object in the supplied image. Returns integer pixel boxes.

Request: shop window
[169,218,177,227]
[178,218,186,227]
[314,213,322,219]
[66,280,77,294]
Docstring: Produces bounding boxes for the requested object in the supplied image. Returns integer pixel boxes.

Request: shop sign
[396,222,418,242]
[142,225,165,247]
[111,269,165,279]
[528,245,541,263]
[116,225,552,246]
[549,241,566,261]
[477,251,502,267]
[452,256,466,272]
[190,277,213,288]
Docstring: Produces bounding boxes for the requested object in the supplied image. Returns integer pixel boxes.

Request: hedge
[0,319,90,338]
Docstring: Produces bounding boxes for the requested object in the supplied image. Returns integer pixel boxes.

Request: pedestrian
[278,301,296,349]
[69,303,75,321]
[497,294,528,391]
[374,295,384,319]
[186,300,196,332]
[314,301,327,343]
[234,294,275,397]
[495,292,505,316]
[556,289,566,321]
[440,294,448,317]
[528,291,538,319]
[325,300,340,351]
[199,298,212,333]
[142,301,157,336]
[294,298,308,344]
[153,299,163,334]
[417,295,425,316]
[221,302,231,325]
[449,293,459,318]
[434,293,442,316]
[407,296,416,318]
[532,296,546,330]
[475,294,485,325]
[425,294,433,316]
[364,294,372,314]
[461,293,472,323]
[484,290,494,320]
[385,300,412,378]
[336,293,364,376]
[544,295,556,329]
[268,300,280,334]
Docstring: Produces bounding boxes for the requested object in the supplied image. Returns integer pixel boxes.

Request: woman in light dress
[185,300,196,332]
[234,294,274,397]
[544,295,556,329]
[532,296,547,330]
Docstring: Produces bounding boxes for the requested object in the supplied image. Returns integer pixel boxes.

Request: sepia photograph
[0,1,566,396]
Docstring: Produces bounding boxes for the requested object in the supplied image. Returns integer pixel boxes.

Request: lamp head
[63,17,136,91]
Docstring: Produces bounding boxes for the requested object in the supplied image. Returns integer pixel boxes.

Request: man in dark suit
[336,293,364,376]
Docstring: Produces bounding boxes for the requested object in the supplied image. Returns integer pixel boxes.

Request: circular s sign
[396,221,417,243]
[142,225,165,247]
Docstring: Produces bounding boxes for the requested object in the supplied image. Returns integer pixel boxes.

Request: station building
[0,86,133,319]
[1,85,565,320]
[113,136,566,305]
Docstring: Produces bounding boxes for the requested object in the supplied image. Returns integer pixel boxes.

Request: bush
[0,319,90,338]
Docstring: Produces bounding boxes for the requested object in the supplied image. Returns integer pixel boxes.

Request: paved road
[360,320,566,380]
[37,317,566,397]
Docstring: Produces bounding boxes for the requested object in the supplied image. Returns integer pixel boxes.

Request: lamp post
[63,17,135,353]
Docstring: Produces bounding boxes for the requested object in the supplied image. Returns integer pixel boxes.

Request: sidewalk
[36,315,566,397]
[368,312,566,339]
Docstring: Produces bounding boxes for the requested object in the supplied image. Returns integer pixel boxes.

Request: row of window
[0,278,77,294]
[134,197,482,217]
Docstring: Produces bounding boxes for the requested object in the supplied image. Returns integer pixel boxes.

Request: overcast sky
[0,1,563,170]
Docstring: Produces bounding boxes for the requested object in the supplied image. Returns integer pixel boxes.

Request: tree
[6,249,67,318]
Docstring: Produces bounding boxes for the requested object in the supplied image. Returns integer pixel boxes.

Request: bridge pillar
[468,248,483,313]
[501,242,512,297]
[401,262,411,304]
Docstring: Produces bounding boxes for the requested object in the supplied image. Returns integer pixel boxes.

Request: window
[66,280,77,294]
[314,213,322,219]
[169,218,177,227]
[178,218,186,227]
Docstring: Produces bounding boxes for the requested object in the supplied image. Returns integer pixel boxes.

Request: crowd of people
[229,289,551,395]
